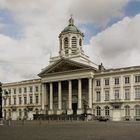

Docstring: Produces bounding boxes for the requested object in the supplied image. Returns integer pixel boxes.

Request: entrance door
[72,103,77,115]
[112,110,121,121]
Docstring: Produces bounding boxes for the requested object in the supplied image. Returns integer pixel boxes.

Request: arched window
[64,37,68,48]
[125,105,130,116]
[79,38,82,46]
[96,106,101,116]
[135,105,140,116]
[105,106,110,116]
[71,36,77,48]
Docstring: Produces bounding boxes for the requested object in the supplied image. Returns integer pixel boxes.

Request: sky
[0,0,140,83]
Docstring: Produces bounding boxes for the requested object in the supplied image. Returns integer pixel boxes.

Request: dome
[60,17,84,36]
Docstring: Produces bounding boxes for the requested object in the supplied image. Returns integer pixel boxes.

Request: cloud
[0,0,132,82]
[85,13,140,68]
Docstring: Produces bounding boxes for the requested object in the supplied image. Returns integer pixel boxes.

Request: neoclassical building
[2,17,140,121]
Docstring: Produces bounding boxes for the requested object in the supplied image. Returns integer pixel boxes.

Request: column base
[67,109,73,115]
[86,108,92,114]
[48,110,54,115]
[77,109,83,115]
[56,110,63,115]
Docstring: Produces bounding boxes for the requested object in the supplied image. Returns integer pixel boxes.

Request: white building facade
[2,17,140,121]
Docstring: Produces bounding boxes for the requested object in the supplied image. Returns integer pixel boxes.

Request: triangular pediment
[38,58,94,77]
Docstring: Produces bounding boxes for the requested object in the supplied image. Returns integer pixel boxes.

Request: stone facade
[2,17,140,121]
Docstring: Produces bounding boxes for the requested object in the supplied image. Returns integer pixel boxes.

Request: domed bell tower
[59,16,84,57]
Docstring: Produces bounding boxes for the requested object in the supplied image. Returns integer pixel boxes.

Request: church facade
[2,17,140,121]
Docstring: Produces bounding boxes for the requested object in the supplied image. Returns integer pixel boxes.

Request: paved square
[0,121,140,140]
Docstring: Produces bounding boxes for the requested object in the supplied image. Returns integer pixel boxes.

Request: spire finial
[69,14,74,26]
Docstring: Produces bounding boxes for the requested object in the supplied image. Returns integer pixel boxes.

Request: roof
[60,17,84,36]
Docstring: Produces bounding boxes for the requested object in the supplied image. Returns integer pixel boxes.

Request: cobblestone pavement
[0,121,140,140]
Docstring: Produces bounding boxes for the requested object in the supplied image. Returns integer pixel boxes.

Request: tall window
[35,86,38,92]
[115,77,119,85]
[24,96,27,104]
[105,90,109,101]
[35,95,39,104]
[105,106,110,116]
[29,87,32,93]
[96,106,101,116]
[125,77,130,84]
[96,79,100,86]
[30,96,33,104]
[125,105,130,116]
[79,38,82,46]
[135,88,140,99]
[125,89,130,100]
[71,36,77,48]
[19,97,22,105]
[64,37,68,48]
[24,87,27,93]
[96,91,101,102]
[135,76,140,83]
[135,105,140,116]
[35,108,39,115]
[8,109,11,117]
[19,88,22,93]
[8,89,11,94]
[114,90,119,100]
[13,88,16,94]
[105,79,109,86]
[24,109,27,117]
[13,97,16,105]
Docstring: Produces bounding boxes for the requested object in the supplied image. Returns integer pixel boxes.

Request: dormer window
[64,37,68,48]
[79,38,82,46]
[71,36,77,48]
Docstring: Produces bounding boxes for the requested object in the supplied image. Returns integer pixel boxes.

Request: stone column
[48,82,53,115]
[77,79,82,114]
[67,80,73,114]
[87,78,92,114]
[41,84,45,112]
[57,81,62,114]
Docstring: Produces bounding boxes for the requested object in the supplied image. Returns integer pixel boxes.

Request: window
[105,90,109,101]
[125,105,130,116]
[125,89,130,100]
[24,87,27,93]
[105,106,110,116]
[19,97,22,105]
[29,87,32,92]
[79,38,82,46]
[114,90,119,100]
[96,106,101,116]
[35,86,38,92]
[96,91,101,102]
[13,97,16,105]
[8,109,11,117]
[30,96,32,104]
[4,99,6,106]
[24,96,27,104]
[19,88,22,93]
[125,77,130,84]
[9,97,11,105]
[8,89,11,94]
[64,37,68,48]
[115,78,119,85]
[35,108,39,115]
[71,36,77,48]
[35,95,39,104]
[135,88,140,99]
[96,79,100,86]
[24,109,27,117]
[135,76,140,83]
[13,88,16,94]
[135,105,140,116]
[105,79,109,86]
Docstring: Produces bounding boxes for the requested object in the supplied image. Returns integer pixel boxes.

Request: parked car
[98,116,109,122]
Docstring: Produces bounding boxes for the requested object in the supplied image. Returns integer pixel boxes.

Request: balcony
[110,99,123,108]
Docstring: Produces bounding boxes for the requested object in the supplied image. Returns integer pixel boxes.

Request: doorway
[72,103,77,114]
